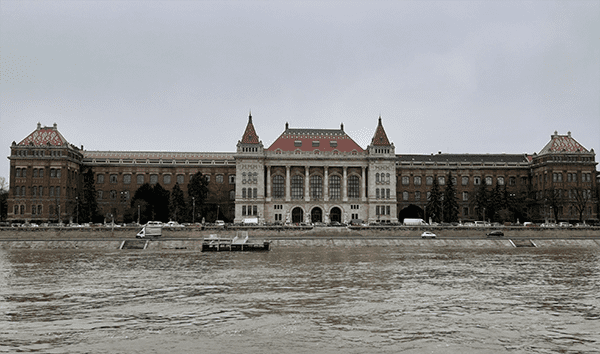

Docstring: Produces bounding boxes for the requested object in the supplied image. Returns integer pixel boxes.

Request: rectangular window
[242,206,246,216]
[137,174,144,184]
[123,175,131,184]
[415,191,421,201]
[253,205,257,216]
[312,141,320,147]
[163,174,171,184]
[462,176,469,186]
[110,174,118,184]
[150,174,158,184]
[16,168,21,178]
[253,188,257,199]
[229,175,235,184]
[97,174,104,183]
[402,176,409,185]
[216,175,223,183]
[22,168,27,178]
[414,176,422,186]
[39,169,44,178]
[294,141,302,147]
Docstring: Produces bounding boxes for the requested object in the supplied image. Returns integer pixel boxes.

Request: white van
[403,218,428,226]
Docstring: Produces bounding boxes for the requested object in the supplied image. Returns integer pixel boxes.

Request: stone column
[361,166,366,202]
[266,166,271,201]
[324,166,329,202]
[342,166,348,202]
[285,165,291,202]
[304,166,310,201]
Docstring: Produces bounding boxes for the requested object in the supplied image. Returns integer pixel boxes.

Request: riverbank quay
[0,225,599,249]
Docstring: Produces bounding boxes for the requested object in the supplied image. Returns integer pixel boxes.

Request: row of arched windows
[272,174,361,200]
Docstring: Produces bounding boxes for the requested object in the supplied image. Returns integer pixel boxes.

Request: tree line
[77,171,213,224]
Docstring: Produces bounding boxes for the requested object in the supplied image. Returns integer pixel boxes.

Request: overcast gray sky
[1,0,599,183]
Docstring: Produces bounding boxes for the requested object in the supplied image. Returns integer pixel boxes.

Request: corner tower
[234,112,265,223]
[367,116,397,223]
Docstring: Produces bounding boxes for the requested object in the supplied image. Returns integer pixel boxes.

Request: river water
[1,245,599,354]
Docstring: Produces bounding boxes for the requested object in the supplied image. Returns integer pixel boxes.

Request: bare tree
[571,187,592,223]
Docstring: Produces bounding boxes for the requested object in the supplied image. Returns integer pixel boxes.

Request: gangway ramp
[120,240,149,250]
[509,239,537,248]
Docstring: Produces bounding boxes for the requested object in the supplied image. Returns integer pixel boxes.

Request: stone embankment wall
[1,225,599,240]
[0,226,599,249]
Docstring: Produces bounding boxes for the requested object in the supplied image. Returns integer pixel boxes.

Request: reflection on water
[1,246,599,354]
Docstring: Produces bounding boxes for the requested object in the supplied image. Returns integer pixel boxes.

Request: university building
[6,116,599,224]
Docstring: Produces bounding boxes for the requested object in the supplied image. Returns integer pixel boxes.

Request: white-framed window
[229,175,236,184]
[216,174,224,183]
[123,175,131,184]
[97,174,105,184]
[414,176,422,186]
[402,176,409,185]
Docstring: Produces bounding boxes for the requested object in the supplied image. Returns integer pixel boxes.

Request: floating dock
[201,232,270,252]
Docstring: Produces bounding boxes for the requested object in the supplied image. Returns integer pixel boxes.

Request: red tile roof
[18,123,68,146]
[267,126,364,153]
[371,117,390,146]
[538,132,589,155]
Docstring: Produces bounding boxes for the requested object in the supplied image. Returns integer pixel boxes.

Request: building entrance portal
[292,207,304,223]
[330,207,342,223]
[311,207,322,223]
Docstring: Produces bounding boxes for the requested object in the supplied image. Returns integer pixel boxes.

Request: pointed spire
[241,112,260,144]
[371,116,391,146]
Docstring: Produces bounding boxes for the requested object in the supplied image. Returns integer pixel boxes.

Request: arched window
[485,176,493,185]
[348,175,359,198]
[329,175,341,200]
[242,188,247,199]
[291,175,303,199]
[497,177,505,185]
[273,175,284,198]
[137,174,144,184]
[376,188,380,199]
[310,175,322,199]
[376,173,380,183]
[386,173,390,183]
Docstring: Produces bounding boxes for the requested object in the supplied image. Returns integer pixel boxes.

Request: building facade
[6,117,599,224]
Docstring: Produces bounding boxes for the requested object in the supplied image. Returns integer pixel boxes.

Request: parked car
[421,231,437,238]
[558,222,572,228]
[215,220,225,227]
[486,230,504,237]
[165,221,185,228]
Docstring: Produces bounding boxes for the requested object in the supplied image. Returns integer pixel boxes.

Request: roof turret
[371,116,391,146]
[240,112,260,144]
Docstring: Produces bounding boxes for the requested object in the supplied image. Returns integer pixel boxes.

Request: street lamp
[192,197,195,224]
